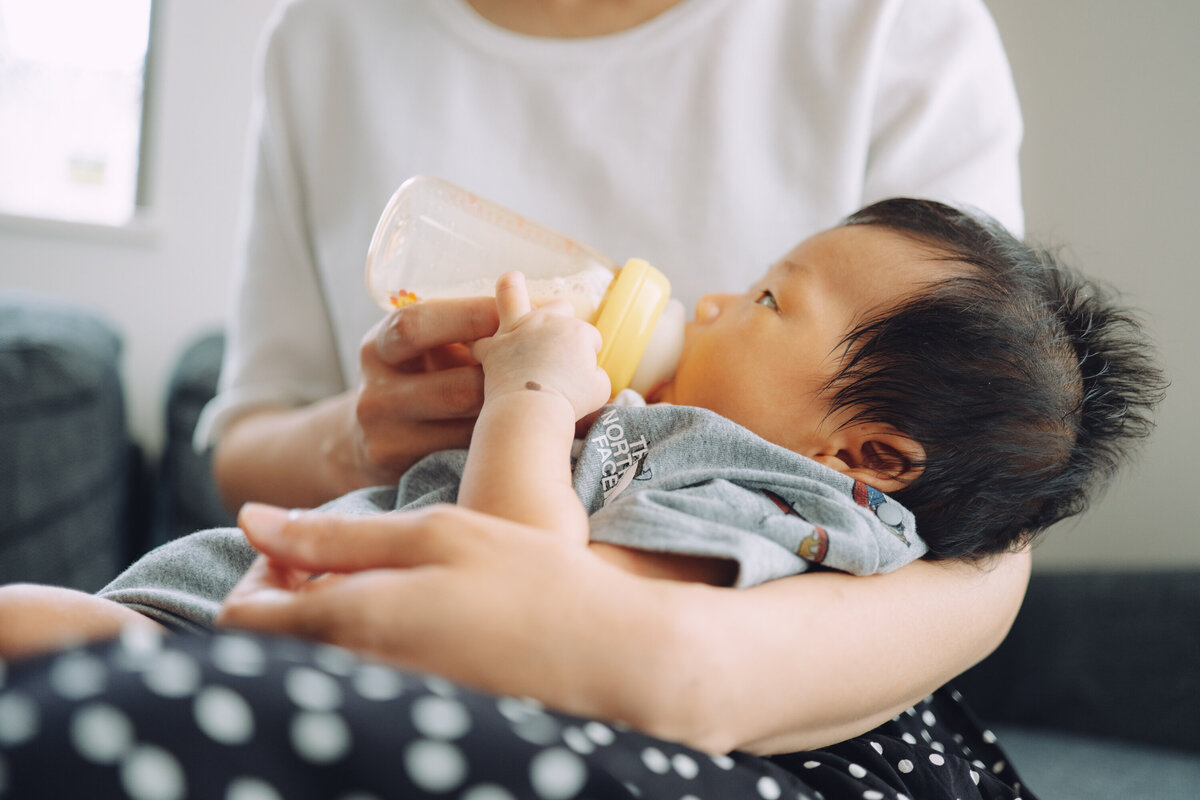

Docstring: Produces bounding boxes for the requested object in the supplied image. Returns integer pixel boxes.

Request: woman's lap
[0,631,1034,799]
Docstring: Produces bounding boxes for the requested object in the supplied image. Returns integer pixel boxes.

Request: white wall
[985,1,1199,569]
[0,1,1195,569]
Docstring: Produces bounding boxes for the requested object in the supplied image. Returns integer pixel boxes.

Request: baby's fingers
[494,271,532,330]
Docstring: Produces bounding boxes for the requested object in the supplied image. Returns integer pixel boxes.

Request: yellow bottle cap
[592,258,671,395]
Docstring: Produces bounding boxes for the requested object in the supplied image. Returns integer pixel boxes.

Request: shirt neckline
[428,0,730,63]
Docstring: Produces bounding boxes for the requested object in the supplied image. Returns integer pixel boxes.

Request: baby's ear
[810,423,925,493]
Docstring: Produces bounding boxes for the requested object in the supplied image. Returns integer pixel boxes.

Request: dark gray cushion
[0,292,131,591]
[996,725,1200,800]
[957,570,1200,753]
[150,330,234,549]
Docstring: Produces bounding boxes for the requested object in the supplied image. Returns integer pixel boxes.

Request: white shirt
[198,0,1023,445]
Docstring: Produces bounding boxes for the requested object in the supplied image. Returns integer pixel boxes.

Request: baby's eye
[755,290,779,310]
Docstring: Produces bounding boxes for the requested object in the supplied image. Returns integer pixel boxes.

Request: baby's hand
[471,272,611,420]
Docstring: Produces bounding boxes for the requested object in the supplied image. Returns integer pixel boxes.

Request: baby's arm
[0,583,165,659]
[458,272,611,543]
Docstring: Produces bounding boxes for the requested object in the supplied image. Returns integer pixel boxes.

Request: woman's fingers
[237,503,483,574]
[358,362,487,422]
[372,296,499,366]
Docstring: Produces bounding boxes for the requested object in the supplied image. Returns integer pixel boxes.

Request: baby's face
[654,224,955,458]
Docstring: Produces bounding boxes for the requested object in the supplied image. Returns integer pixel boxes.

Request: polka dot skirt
[0,631,1036,799]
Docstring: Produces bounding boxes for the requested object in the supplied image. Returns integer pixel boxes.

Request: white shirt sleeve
[862,0,1024,236]
[194,6,348,449]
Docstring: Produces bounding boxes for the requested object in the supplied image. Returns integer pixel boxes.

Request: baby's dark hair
[829,198,1167,559]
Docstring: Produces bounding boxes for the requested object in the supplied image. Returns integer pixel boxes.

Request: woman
[0,1,1035,797]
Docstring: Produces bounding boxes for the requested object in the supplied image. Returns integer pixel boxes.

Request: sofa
[2,292,1197,799]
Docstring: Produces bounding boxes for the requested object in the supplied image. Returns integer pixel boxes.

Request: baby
[0,198,1166,655]
[445,197,1166,585]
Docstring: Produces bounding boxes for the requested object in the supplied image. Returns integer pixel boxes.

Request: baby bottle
[365,175,685,396]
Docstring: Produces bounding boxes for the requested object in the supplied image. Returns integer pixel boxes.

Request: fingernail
[239,503,291,538]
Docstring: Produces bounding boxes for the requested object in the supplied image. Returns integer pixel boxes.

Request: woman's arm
[687,552,1029,753]
[218,503,1028,754]
[213,297,499,510]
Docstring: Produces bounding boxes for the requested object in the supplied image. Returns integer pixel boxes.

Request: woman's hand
[217,503,710,745]
[218,503,1030,755]
[214,297,499,509]
[352,296,501,482]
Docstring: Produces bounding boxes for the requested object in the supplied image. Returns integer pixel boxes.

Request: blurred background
[0,0,1196,571]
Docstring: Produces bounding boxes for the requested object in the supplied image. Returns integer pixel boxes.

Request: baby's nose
[694,294,725,323]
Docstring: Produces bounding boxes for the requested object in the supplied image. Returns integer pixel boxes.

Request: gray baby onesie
[100,403,924,628]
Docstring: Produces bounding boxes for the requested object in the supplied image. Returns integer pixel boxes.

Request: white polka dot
[970,770,981,785]
[863,791,885,800]
[921,710,937,727]
[497,696,531,721]
[982,729,997,744]
[226,776,283,800]
[404,739,467,793]
[992,759,1006,774]
[928,753,945,766]
[195,686,255,746]
[562,726,594,754]
[461,786,518,800]
[901,733,917,745]
[802,760,820,770]
[671,753,699,779]
[411,695,471,740]
[142,650,201,698]
[285,666,343,711]
[50,651,106,699]
[869,741,884,755]
[583,721,615,746]
[622,781,642,797]
[756,775,782,799]
[423,675,458,697]
[210,635,266,677]
[312,644,357,676]
[640,747,670,774]
[710,753,735,770]
[848,763,867,779]
[0,691,37,746]
[530,748,587,800]
[118,625,163,661]
[120,745,185,800]
[497,701,559,746]
[352,664,404,701]
[897,759,914,774]
[291,710,351,764]
[70,703,134,764]
[897,794,911,800]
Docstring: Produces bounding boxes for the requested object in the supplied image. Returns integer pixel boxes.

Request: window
[0,0,154,226]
